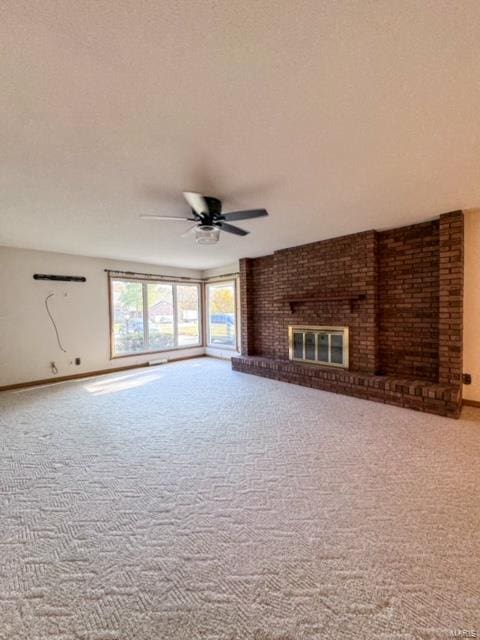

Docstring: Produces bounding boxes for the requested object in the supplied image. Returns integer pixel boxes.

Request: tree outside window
[207,282,236,348]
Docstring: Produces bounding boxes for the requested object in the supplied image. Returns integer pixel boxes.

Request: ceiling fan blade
[218,222,249,236]
[222,208,269,222]
[181,224,198,237]
[140,215,194,221]
[183,192,209,218]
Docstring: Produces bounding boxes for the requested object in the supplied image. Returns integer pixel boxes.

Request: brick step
[231,356,461,418]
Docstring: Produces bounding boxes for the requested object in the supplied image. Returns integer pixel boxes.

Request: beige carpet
[0,357,479,639]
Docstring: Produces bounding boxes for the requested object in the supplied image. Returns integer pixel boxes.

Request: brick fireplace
[232,211,464,418]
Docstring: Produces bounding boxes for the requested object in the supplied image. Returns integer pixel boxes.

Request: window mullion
[143,282,149,351]
[198,283,203,347]
[206,284,210,345]
[173,284,178,347]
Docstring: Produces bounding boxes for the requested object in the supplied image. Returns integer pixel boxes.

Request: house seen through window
[111,279,200,357]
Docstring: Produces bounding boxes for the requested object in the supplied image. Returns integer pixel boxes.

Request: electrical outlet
[75,357,81,366]
[463,373,472,385]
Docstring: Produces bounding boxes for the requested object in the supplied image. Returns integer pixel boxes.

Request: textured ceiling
[1,0,480,269]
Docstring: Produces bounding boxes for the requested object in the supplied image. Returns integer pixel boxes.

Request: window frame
[109,277,203,359]
[205,278,239,351]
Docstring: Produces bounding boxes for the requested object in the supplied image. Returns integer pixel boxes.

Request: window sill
[206,344,238,351]
[111,344,203,360]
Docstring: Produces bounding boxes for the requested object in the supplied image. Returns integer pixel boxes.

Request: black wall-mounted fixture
[33,274,86,282]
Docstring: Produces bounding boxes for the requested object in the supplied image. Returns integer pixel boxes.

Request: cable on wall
[45,293,67,353]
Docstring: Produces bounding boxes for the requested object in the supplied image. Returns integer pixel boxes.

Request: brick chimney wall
[239,212,463,384]
[377,220,440,381]
[438,211,464,385]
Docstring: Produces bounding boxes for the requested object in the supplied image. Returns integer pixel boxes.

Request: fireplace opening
[288,326,349,368]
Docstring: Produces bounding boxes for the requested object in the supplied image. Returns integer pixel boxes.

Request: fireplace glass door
[288,326,349,368]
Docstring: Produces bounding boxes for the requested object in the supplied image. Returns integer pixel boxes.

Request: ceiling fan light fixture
[195,225,220,245]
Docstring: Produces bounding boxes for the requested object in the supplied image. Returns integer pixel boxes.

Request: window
[111,280,145,355]
[206,280,237,349]
[147,283,174,351]
[111,278,201,357]
[177,284,201,346]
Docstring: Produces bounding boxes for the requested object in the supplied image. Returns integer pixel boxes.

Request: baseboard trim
[0,354,205,392]
[462,399,480,408]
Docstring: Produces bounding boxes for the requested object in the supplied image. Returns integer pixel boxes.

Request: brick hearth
[233,210,464,418]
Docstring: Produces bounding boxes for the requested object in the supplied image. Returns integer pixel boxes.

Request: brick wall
[239,258,255,356]
[438,211,464,385]
[241,231,378,373]
[236,212,464,417]
[250,255,276,356]
[272,231,378,373]
[377,220,440,381]
[239,211,464,389]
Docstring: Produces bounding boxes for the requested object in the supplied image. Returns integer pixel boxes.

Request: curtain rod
[104,269,239,282]
[104,269,202,282]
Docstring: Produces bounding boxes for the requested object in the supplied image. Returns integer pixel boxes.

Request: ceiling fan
[140,192,269,244]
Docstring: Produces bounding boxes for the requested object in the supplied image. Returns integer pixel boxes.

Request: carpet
[0,357,479,639]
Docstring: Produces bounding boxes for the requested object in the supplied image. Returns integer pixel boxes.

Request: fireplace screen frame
[288,325,349,369]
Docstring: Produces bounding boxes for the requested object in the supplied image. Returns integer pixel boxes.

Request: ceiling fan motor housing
[196,196,222,220]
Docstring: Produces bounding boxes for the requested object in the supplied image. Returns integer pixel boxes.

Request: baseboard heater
[148,358,169,366]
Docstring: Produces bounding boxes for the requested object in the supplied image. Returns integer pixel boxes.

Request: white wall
[0,246,204,387]
[463,211,480,402]
[202,262,239,280]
